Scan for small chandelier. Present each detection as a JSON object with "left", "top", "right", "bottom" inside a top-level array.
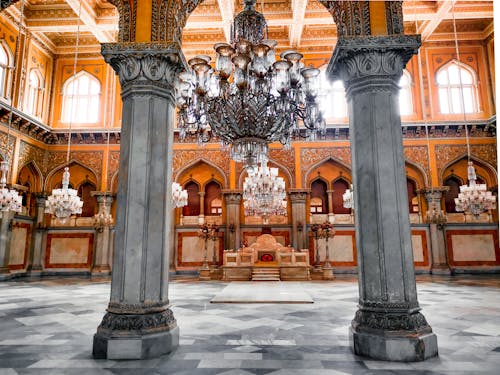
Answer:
[
  {"left": 0, "top": 160, "right": 22, "bottom": 213},
  {"left": 176, "top": 0, "right": 325, "bottom": 171},
  {"left": 343, "top": 184, "right": 353, "bottom": 209},
  {"left": 455, "top": 161, "right": 496, "bottom": 217},
  {"left": 45, "top": 167, "right": 83, "bottom": 220},
  {"left": 172, "top": 182, "right": 188, "bottom": 208},
  {"left": 243, "top": 160, "right": 287, "bottom": 224}
]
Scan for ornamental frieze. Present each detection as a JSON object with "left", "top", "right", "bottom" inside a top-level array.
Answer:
[
  {"left": 0, "top": 130, "right": 15, "bottom": 159},
  {"left": 18, "top": 141, "right": 45, "bottom": 175},
  {"left": 45, "top": 151, "right": 103, "bottom": 184},
  {"left": 173, "top": 149, "right": 230, "bottom": 181},
  {"left": 435, "top": 144, "right": 497, "bottom": 179},
  {"left": 106, "top": 151, "right": 120, "bottom": 190},
  {"left": 403, "top": 146, "right": 430, "bottom": 181},
  {"left": 300, "top": 147, "right": 352, "bottom": 183}
]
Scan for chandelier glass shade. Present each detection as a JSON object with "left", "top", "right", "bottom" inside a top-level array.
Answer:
[
  {"left": 172, "top": 182, "right": 188, "bottom": 208},
  {"left": 455, "top": 161, "right": 496, "bottom": 217},
  {"left": 45, "top": 167, "right": 83, "bottom": 220},
  {"left": 243, "top": 161, "right": 287, "bottom": 223},
  {"left": 176, "top": 0, "right": 326, "bottom": 171},
  {"left": 342, "top": 185, "right": 354, "bottom": 209},
  {"left": 0, "top": 161, "right": 22, "bottom": 213}
]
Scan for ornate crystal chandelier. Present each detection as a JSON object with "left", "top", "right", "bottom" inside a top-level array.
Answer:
[
  {"left": 450, "top": 5, "right": 496, "bottom": 218},
  {"left": 172, "top": 182, "right": 188, "bottom": 208},
  {"left": 176, "top": 0, "right": 325, "bottom": 171},
  {"left": 45, "top": 0, "right": 83, "bottom": 221},
  {"left": 45, "top": 167, "right": 83, "bottom": 220},
  {"left": 455, "top": 161, "right": 496, "bottom": 217},
  {"left": 342, "top": 184, "right": 354, "bottom": 209},
  {"left": 243, "top": 160, "right": 287, "bottom": 224},
  {"left": 0, "top": 161, "right": 22, "bottom": 213}
]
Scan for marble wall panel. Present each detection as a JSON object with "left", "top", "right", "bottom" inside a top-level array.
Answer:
[
  {"left": 177, "top": 232, "right": 221, "bottom": 267},
  {"left": 45, "top": 233, "right": 94, "bottom": 268},
  {"left": 446, "top": 230, "right": 500, "bottom": 266},
  {"left": 8, "top": 223, "right": 30, "bottom": 270}
]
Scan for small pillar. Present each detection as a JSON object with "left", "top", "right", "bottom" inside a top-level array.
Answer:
[
  {"left": 423, "top": 187, "right": 451, "bottom": 275},
  {"left": 198, "top": 191, "right": 205, "bottom": 224},
  {"left": 329, "top": 35, "right": 438, "bottom": 361},
  {"left": 26, "top": 193, "right": 47, "bottom": 276},
  {"left": 223, "top": 191, "right": 242, "bottom": 249},
  {"left": 0, "top": 210, "right": 14, "bottom": 280},
  {"left": 91, "top": 192, "right": 114, "bottom": 276},
  {"left": 289, "top": 189, "right": 309, "bottom": 249},
  {"left": 326, "top": 189, "right": 335, "bottom": 224}
]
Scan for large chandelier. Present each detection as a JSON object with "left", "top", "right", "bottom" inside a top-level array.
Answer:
[
  {"left": 172, "top": 182, "right": 188, "bottom": 208},
  {"left": 45, "top": 0, "right": 83, "bottom": 221},
  {"left": 0, "top": 161, "right": 22, "bottom": 213},
  {"left": 176, "top": 0, "right": 325, "bottom": 171},
  {"left": 243, "top": 160, "right": 287, "bottom": 224},
  {"left": 45, "top": 167, "right": 83, "bottom": 220},
  {"left": 455, "top": 161, "right": 496, "bottom": 217}
]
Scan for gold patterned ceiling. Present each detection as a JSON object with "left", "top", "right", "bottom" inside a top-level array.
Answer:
[{"left": 2, "top": 0, "right": 494, "bottom": 64}]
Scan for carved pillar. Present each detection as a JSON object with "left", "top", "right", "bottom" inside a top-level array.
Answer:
[
  {"left": 223, "top": 191, "right": 241, "bottom": 249},
  {"left": 423, "top": 187, "right": 451, "bottom": 275},
  {"left": 0, "top": 211, "right": 14, "bottom": 280},
  {"left": 289, "top": 189, "right": 309, "bottom": 249},
  {"left": 91, "top": 192, "right": 114, "bottom": 276},
  {"left": 328, "top": 35, "right": 437, "bottom": 361},
  {"left": 26, "top": 193, "right": 46, "bottom": 276},
  {"left": 93, "top": 43, "right": 184, "bottom": 360},
  {"left": 198, "top": 191, "right": 205, "bottom": 224}
]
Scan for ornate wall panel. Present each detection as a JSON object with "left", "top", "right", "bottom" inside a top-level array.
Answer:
[
  {"left": 18, "top": 141, "right": 45, "bottom": 175},
  {"left": 435, "top": 144, "right": 497, "bottom": 178},
  {"left": 300, "top": 147, "right": 351, "bottom": 185},
  {"left": 156, "top": 0, "right": 205, "bottom": 43},
  {"left": 403, "top": 145, "right": 430, "bottom": 180},
  {"left": 319, "top": 0, "right": 370, "bottom": 37},
  {"left": 107, "top": 150, "right": 120, "bottom": 190},
  {"left": 45, "top": 151, "right": 103, "bottom": 183},
  {"left": 107, "top": 0, "right": 136, "bottom": 42},
  {"left": 173, "top": 149, "right": 230, "bottom": 180}
]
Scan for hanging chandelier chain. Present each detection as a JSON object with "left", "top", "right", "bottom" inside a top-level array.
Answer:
[
  {"left": 66, "top": 0, "right": 82, "bottom": 165},
  {"left": 451, "top": 2, "right": 471, "bottom": 161}
]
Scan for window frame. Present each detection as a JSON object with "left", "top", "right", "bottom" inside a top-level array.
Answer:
[{"left": 61, "top": 70, "right": 101, "bottom": 124}]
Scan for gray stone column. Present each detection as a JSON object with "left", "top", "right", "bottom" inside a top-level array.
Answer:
[
  {"left": 223, "top": 191, "right": 241, "bottom": 249},
  {"left": 328, "top": 35, "right": 437, "bottom": 361},
  {"left": 423, "top": 187, "right": 450, "bottom": 275},
  {"left": 0, "top": 211, "right": 14, "bottom": 280},
  {"left": 289, "top": 189, "right": 309, "bottom": 249},
  {"left": 91, "top": 192, "right": 114, "bottom": 276},
  {"left": 26, "top": 193, "right": 47, "bottom": 276},
  {"left": 93, "top": 43, "right": 184, "bottom": 360}
]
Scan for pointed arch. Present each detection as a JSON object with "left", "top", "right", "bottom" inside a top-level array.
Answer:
[
  {"left": 0, "top": 39, "right": 14, "bottom": 99},
  {"left": 405, "top": 159, "right": 429, "bottom": 188},
  {"left": 441, "top": 154, "right": 497, "bottom": 187},
  {"left": 174, "top": 158, "right": 228, "bottom": 188},
  {"left": 237, "top": 158, "right": 292, "bottom": 190},
  {"left": 303, "top": 156, "right": 352, "bottom": 188},
  {"left": 61, "top": 70, "right": 101, "bottom": 123},
  {"left": 17, "top": 160, "right": 43, "bottom": 192},
  {"left": 44, "top": 160, "right": 99, "bottom": 191}
]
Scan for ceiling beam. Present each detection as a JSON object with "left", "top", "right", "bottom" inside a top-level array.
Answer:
[
  {"left": 216, "top": 0, "right": 234, "bottom": 42},
  {"left": 64, "top": 0, "right": 114, "bottom": 43},
  {"left": 418, "top": 0, "right": 457, "bottom": 41},
  {"left": 289, "top": 0, "right": 308, "bottom": 47}
]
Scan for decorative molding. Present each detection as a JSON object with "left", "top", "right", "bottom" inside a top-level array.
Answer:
[
  {"left": 173, "top": 149, "right": 231, "bottom": 181},
  {"left": 385, "top": 1, "right": 404, "bottom": 35},
  {"left": 352, "top": 309, "right": 431, "bottom": 332},
  {"left": 301, "top": 147, "right": 352, "bottom": 185},
  {"left": 319, "top": 1, "right": 370, "bottom": 38},
  {"left": 96, "top": 308, "right": 176, "bottom": 335},
  {"left": 435, "top": 144, "right": 497, "bottom": 179},
  {"left": 404, "top": 146, "right": 430, "bottom": 180},
  {"left": 157, "top": 0, "right": 205, "bottom": 44}
]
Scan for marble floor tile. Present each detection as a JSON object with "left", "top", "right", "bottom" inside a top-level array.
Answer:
[{"left": 0, "top": 275, "right": 499, "bottom": 374}]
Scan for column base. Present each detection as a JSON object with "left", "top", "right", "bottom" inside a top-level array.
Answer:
[
  {"left": 431, "top": 265, "right": 451, "bottom": 276},
  {"left": 199, "top": 268, "right": 211, "bottom": 281},
  {"left": 350, "top": 326, "right": 438, "bottom": 362},
  {"left": 93, "top": 325, "right": 179, "bottom": 360},
  {"left": 93, "top": 306, "right": 179, "bottom": 360},
  {"left": 25, "top": 267, "right": 43, "bottom": 277},
  {"left": 322, "top": 266, "right": 334, "bottom": 280}
]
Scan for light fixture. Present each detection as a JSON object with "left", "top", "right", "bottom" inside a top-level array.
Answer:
[
  {"left": 45, "top": 0, "right": 83, "bottom": 221},
  {"left": 176, "top": 0, "right": 326, "bottom": 171},
  {"left": 0, "top": 0, "right": 24, "bottom": 214},
  {"left": 0, "top": 161, "right": 22, "bottom": 213},
  {"left": 342, "top": 184, "right": 353, "bottom": 209},
  {"left": 172, "top": 182, "right": 188, "bottom": 208},
  {"left": 450, "top": 5, "right": 496, "bottom": 218},
  {"left": 243, "top": 160, "right": 287, "bottom": 224}
]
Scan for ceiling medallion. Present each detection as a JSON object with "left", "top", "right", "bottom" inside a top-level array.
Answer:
[{"left": 176, "top": 0, "right": 326, "bottom": 172}]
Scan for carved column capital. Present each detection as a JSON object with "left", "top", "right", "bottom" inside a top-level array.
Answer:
[
  {"left": 421, "top": 187, "right": 449, "bottom": 225},
  {"left": 91, "top": 191, "right": 115, "bottom": 205},
  {"left": 222, "top": 190, "right": 242, "bottom": 204},
  {"left": 288, "top": 189, "right": 310, "bottom": 203},
  {"left": 327, "top": 35, "right": 421, "bottom": 97},
  {"left": 420, "top": 186, "right": 449, "bottom": 203},
  {"left": 101, "top": 42, "right": 187, "bottom": 99},
  {"left": 33, "top": 193, "right": 47, "bottom": 208}
]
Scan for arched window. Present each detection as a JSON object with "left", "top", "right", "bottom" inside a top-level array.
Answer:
[
  {"left": 320, "top": 70, "right": 348, "bottom": 120},
  {"left": 399, "top": 70, "right": 413, "bottom": 116},
  {"left": 183, "top": 181, "right": 200, "bottom": 217},
  {"left": 310, "top": 179, "right": 328, "bottom": 214},
  {"left": 61, "top": 71, "right": 101, "bottom": 123},
  {"left": 443, "top": 176, "right": 461, "bottom": 213},
  {"left": 77, "top": 181, "right": 97, "bottom": 217},
  {"left": 26, "top": 69, "right": 44, "bottom": 117},
  {"left": 332, "top": 178, "right": 350, "bottom": 214},
  {"left": 0, "top": 42, "right": 13, "bottom": 99},
  {"left": 407, "top": 178, "right": 419, "bottom": 213},
  {"left": 436, "top": 61, "right": 478, "bottom": 114},
  {"left": 204, "top": 180, "right": 222, "bottom": 216}
]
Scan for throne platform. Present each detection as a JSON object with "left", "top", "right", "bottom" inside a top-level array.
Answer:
[{"left": 221, "top": 234, "right": 311, "bottom": 281}]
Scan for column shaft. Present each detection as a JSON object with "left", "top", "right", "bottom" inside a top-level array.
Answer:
[
  {"left": 91, "top": 192, "right": 114, "bottom": 275},
  {"left": 26, "top": 193, "right": 46, "bottom": 275},
  {"left": 223, "top": 191, "right": 241, "bottom": 250},
  {"left": 0, "top": 211, "right": 14, "bottom": 280},
  {"left": 93, "top": 43, "right": 184, "bottom": 360},
  {"left": 289, "top": 190, "right": 309, "bottom": 249},
  {"left": 328, "top": 35, "right": 437, "bottom": 361}
]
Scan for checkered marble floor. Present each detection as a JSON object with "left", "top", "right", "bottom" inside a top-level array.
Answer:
[{"left": 0, "top": 275, "right": 500, "bottom": 374}]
